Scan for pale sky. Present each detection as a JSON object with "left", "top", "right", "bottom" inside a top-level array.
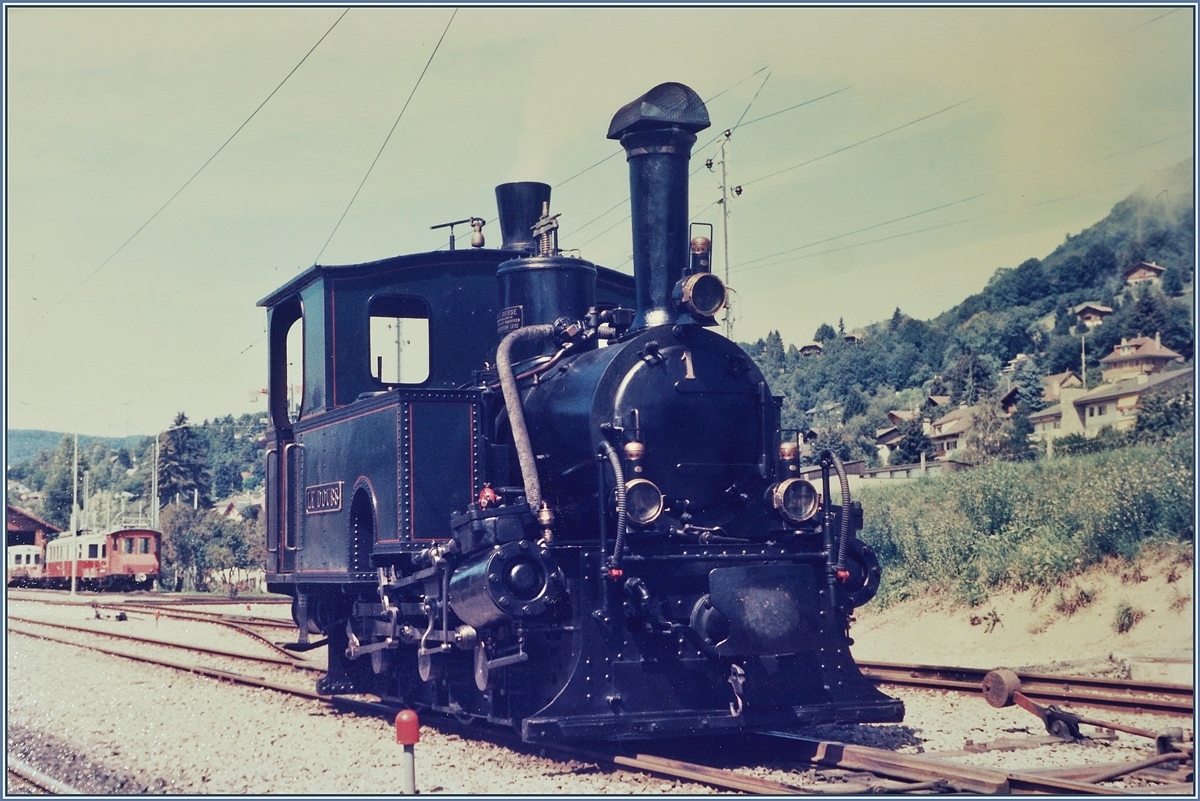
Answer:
[{"left": 5, "top": 5, "right": 1195, "bottom": 439}]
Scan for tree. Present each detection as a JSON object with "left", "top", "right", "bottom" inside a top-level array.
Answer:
[
  {"left": 803, "top": 427, "right": 859, "bottom": 466},
  {"left": 39, "top": 436, "right": 82, "bottom": 530},
  {"left": 891, "top": 415, "right": 933, "bottom": 465},
  {"left": 961, "top": 396, "right": 1012, "bottom": 463},
  {"left": 160, "top": 505, "right": 258, "bottom": 593},
  {"left": 842, "top": 389, "right": 868, "bottom": 422},
  {"left": 1135, "top": 384, "right": 1193, "bottom": 441},
  {"left": 1162, "top": 265, "right": 1185, "bottom": 296},
  {"left": 813, "top": 323, "right": 836, "bottom": 343},
  {"left": 1005, "top": 404, "right": 1037, "bottom": 461},
  {"left": 1081, "top": 244, "right": 1117, "bottom": 286},
  {"left": 150, "top": 413, "right": 212, "bottom": 510},
  {"left": 944, "top": 351, "right": 996, "bottom": 405},
  {"left": 889, "top": 307, "right": 903, "bottom": 332},
  {"left": 1009, "top": 357, "right": 1047, "bottom": 413}
]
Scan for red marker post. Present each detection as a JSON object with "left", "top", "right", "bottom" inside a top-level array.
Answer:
[{"left": 395, "top": 709, "right": 420, "bottom": 794}]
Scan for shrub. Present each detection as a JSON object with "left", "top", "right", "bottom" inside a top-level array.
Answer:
[
  {"left": 1054, "top": 585, "right": 1097, "bottom": 617},
  {"left": 861, "top": 439, "right": 1193, "bottom": 607},
  {"left": 1113, "top": 601, "right": 1146, "bottom": 634}
]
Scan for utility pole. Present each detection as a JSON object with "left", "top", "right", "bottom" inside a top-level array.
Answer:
[
  {"left": 70, "top": 432, "right": 78, "bottom": 597},
  {"left": 717, "top": 131, "right": 734, "bottom": 339},
  {"left": 1081, "top": 336, "right": 1087, "bottom": 386}
]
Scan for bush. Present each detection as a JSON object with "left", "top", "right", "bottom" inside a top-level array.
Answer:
[
  {"left": 1113, "top": 601, "right": 1146, "bottom": 634},
  {"left": 861, "top": 438, "right": 1194, "bottom": 607}
]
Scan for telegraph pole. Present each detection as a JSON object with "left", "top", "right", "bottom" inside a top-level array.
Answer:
[
  {"left": 70, "top": 432, "right": 78, "bottom": 597},
  {"left": 717, "top": 131, "right": 733, "bottom": 339}
]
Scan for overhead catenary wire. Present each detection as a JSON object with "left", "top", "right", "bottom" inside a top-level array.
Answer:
[
  {"left": 568, "top": 77, "right": 844, "bottom": 251},
  {"left": 313, "top": 7, "right": 457, "bottom": 265},
  {"left": 739, "top": 97, "right": 976, "bottom": 189},
  {"left": 737, "top": 192, "right": 990, "bottom": 268},
  {"left": 564, "top": 83, "right": 848, "bottom": 245},
  {"left": 37, "top": 7, "right": 351, "bottom": 322},
  {"left": 736, "top": 179, "right": 1138, "bottom": 275},
  {"left": 555, "top": 67, "right": 771, "bottom": 191}
]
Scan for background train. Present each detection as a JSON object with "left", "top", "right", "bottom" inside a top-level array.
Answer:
[
  {"left": 262, "top": 82, "right": 903, "bottom": 740},
  {"left": 7, "top": 544, "right": 43, "bottom": 587},
  {"left": 8, "top": 528, "right": 161, "bottom": 592}
]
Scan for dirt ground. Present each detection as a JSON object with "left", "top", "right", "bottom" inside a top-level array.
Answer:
[{"left": 850, "top": 549, "right": 1195, "bottom": 684}]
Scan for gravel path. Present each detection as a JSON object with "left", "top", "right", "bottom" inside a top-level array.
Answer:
[{"left": 6, "top": 599, "right": 1193, "bottom": 794}]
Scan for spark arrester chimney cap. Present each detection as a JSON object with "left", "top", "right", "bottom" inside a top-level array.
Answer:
[{"left": 607, "top": 82, "right": 711, "bottom": 140}]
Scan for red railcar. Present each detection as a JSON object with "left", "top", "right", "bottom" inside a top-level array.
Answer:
[{"left": 42, "top": 528, "right": 161, "bottom": 591}]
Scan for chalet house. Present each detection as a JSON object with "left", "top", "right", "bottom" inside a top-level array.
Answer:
[
  {"left": 799, "top": 341, "right": 824, "bottom": 357},
  {"left": 1043, "top": 371, "right": 1083, "bottom": 401},
  {"left": 1123, "top": 260, "right": 1166, "bottom": 287},
  {"left": 875, "top": 411, "right": 919, "bottom": 465},
  {"left": 1029, "top": 334, "right": 1190, "bottom": 442},
  {"left": 925, "top": 395, "right": 951, "bottom": 411},
  {"left": 806, "top": 400, "right": 844, "bottom": 430},
  {"left": 874, "top": 399, "right": 951, "bottom": 465},
  {"left": 214, "top": 491, "right": 265, "bottom": 522},
  {"left": 6, "top": 503, "right": 61, "bottom": 548},
  {"left": 1002, "top": 353, "right": 1032, "bottom": 374},
  {"left": 1000, "top": 370, "right": 1084, "bottom": 413},
  {"left": 928, "top": 405, "right": 974, "bottom": 459},
  {"left": 1073, "top": 302, "right": 1113, "bottom": 329},
  {"left": 1099, "top": 334, "right": 1184, "bottom": 382},
  {"left": 1078, "top": 368, "right": 1192, "bottom": 434},
  {"left": 875, "top": 426, "right": 904, "bottom": 465}
]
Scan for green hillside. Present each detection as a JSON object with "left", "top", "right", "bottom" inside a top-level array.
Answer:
[
  {"left": 6, "top": 430, "right": 147, "bottom": 468},
  {"left": 743, "top": 159, "right": 1194, "bottom": 463}
]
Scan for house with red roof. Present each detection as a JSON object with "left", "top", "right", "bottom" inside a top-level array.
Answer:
[
  {"left": 1122, "top": 260, "right": 1166, "bottom": 287},
  {"left": 6, "top": 503, "right": 61, "bottom": 548}
]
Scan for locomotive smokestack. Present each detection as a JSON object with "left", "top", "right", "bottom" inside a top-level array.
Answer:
[
  {"left": 495, "top": 182, "right": 552, "bottom": 252},
  {"left": 608, "top": 83, "right": 711, "bottom": 330}
]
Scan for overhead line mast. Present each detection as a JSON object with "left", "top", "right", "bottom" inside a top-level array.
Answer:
[{"left": 711, "top": 128, "right": 741, "bottom": 339}]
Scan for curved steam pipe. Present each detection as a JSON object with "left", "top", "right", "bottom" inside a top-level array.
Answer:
[
  {"left": 497, "top": 324, "right": 556, "bottom": 511},
  {"left": 599, "top": 440, "right": 627, "bottom": 570},
  {"left": 821, "top": 450, "right": 853, "bottom": 572}
]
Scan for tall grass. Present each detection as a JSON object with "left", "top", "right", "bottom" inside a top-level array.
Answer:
[{"left": 860, "top": 436, "right": 1194, "bottom": 607}]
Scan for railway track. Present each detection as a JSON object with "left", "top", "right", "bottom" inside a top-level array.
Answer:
[
  {"left": 8, "top": 621, "right": 1192, "bottom": 795},
  {"left": 859, "top": 660, "right": 1194, "bottom": 717},
  {"left": 7, "top": 616, "right": 322, "bottom": 670},
  {"left": 11, "top": 595, "right": 1192, "bottom": 720},
  {"left": 7, "top": 759, "right": 82, "bottom": 795}
]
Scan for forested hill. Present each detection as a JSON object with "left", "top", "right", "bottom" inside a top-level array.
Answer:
[
  {"left": 6, "top": 430, "right": 147, "bottom": 466},
  {"left": 7, "top": 412, "right": 268, "bottom": 530},
  {"left": 743, "top": 158, "right": 1195, "bottom": 456}
]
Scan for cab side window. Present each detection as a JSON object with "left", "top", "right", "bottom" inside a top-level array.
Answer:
[{"left": 369, "top": 295, "right": 430, "bottom": 386}]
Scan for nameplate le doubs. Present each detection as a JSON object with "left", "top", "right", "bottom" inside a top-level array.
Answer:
[{"left": 305, "top": 482, "right": 343, "bottom": 514}]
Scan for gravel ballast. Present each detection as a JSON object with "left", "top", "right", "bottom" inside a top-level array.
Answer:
[{"left": 6, "top": 598, "right": 1193, "bottom": 794}]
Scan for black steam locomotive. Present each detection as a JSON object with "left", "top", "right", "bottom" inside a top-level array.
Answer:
[{"left": 261, "top": 82, "right": 903, "bottom": 740}]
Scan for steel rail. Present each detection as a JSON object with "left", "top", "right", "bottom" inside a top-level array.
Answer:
[
  {"left": 7, "top": 616, "right": 321, "bottom": 670},
  {"left": 10, "top": 621, "right": 1188, "bottom": 795},
  {"left": 859, "top": 660, "right": 1193, "bottom": 716},
  {"left": 115, "top": 602, "right": 297, "bottom": 630},
  {"left": 7, "top": 759, "right": 83, "bottom": 795},
  {"left": 15, "top": 599, "right": 307, "bottom": 659},
  {"left": 761, "top": 732, "right": 1136, "bottom": 795},
  {"left": 8, "top": 627, "right": 327, "bottom": 699}
]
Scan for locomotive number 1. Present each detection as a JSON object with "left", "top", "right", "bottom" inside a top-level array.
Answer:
[{"left": 681, "top": 349, "right": 696, "bottom": 380}]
